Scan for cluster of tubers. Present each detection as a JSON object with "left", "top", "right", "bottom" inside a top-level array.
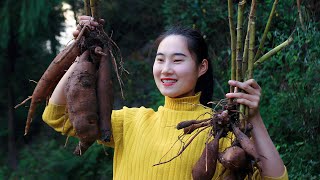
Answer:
[
  {"left": 17, "top": 20, "right": 123, "bottom": 155},
  {"left": 176, "top": 102, "right": 262, "bottom": 179},
  {"left": 152, "top": 102, "right": 262, "bottom": 179}
]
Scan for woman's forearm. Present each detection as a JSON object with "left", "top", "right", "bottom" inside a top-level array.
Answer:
[
  {"left": 49, "top": 57, "right": 79, "bottom": 105},
  {"left": 250, "top": 113, "right": 285, "bottom": 177}
]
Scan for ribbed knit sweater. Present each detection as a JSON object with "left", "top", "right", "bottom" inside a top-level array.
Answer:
[{"left": 42, "top": 93, "right": 288, "bottom": 180}]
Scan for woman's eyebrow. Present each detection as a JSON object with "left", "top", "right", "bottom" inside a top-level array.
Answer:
[
  {"left": 156, "top": 52, "right": 187, "bottom": 57},
  {"left": 173, "top": 53, "right": 187, "bottom": 57}
]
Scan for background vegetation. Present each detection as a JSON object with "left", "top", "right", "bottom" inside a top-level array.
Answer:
[{"left": 0, "top": 0, "right": 319, "bottom": 179}]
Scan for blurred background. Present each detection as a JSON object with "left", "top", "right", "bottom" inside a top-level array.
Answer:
[{"left": 0, "top": 0, "right": 319, "bottom": 179}]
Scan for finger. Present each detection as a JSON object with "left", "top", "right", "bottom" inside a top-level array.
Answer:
[
  {"left": 235, "top": 98, "right": 259, "bottom": 109},
  {"left": 78, "top": 15, "right": 92, "bottom": 21},
  {"left": 226, "top": 92, "right": 260, "bottom": 103},
  {"left": 226, "top": 92, "right": 260, "bottom": 109},
  {"left": 80, "top": 20, "right": 99, "bottom": 26},
  {"left": 89, "top": 20, "right": 99, "bottom": 27},
  {"left": 78, "top": 21, "right": 99, "bottom": 31},
  {"left": 76, "top": 24, "right": 81, "bottom": 30},
  {"left": 72, "top": 30, "right": 80, "bottom": 38},
  {"left": 246, "top": 79, "right": 261, "bottom": 90},
  {"left": 83, "top": 20, "right": 99, "bottom": 27},
  {"left": 228, "top": 80, "right": 260, "bottom": 95},
  {"left": 228, "top": 80, "right": 255, "bottom": 94}
]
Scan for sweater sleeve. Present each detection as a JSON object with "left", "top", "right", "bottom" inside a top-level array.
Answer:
[
  {"left": 241, "top": 166, "right": 288, "bottom": 180},
  {"left": 253, "top": 166, "right": 288, "bottom": 180},
  {"left": 42, "top": 103, "right": 76, "bottom": 136},
  {"left": 42, "top": 102, "right": 126, "bottom": 148}
]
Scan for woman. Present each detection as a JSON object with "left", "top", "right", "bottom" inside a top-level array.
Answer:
[{"left": 42, "top": 16, "right": 288, "bottom": 179}]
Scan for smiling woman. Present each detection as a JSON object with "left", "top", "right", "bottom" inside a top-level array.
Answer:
[{"left": 42, "top": 17, "right": 288, "bottom": 179}]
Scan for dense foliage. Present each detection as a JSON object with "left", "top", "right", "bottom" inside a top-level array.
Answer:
[
  {"left": 256, "top": 24, "right": 320, "bottom": 179},
  {"left": 0, "top": 0, "right": 319, "bottom": 179}
]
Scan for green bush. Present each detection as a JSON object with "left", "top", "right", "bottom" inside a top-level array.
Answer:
[
  {"left": 256, "top": 23, "right": 320, "bottom": 179},
  {"left": 4, "top": 139, "right": 113, "bottom": 180}
]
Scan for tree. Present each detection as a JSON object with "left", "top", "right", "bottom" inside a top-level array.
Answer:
[{"left": 0, "top": 0, "right": 64, "bottom": 170}]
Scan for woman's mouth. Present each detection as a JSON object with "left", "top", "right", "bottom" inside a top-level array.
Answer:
[{"left": 161, "top": 78, "right": 177, "bottom": 86}]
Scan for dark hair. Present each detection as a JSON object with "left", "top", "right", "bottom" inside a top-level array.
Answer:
[{"left": 154, "top": 26, "right": 213, "bottom": 105}]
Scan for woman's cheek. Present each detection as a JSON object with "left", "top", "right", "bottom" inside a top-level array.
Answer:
[{"left": 153, "top": 64, "right": 161, "bottom": 88}]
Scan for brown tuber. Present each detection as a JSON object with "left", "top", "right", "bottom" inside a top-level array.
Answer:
[
  {"left": 183, "top": 121, "right": 211, "bottom": 134},
  {"left": 232, "top": 124, "right": 259, "bottom": 161},
  {"left": 97, "top": 47, "right": 113, "bottom": 142},
  {"left": 65, "top": 50, "right": 100, "bottom": 155},
  {"left": 192, "top": 130, "right": 223, "bottom": 180},
  {"left": 16, "top": 26, "right": 88, "bottom": 136},
  {"left": 23, "top": 42, "right": 81, "bottom": 135},
  {"left": 218, "top": 145, "right": 247, "bottom": 171}
]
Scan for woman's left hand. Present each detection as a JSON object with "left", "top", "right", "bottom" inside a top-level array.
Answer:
[
  {"left": 225, "top": 79, "right": 262, "bottom": 118},
  {"left": 226, "top": 79, "right": 286, "bottom": 177}
]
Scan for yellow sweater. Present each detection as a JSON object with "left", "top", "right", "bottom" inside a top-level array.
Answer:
[{"left": 42, "top": 93, "right": 288, "bottom": 180}]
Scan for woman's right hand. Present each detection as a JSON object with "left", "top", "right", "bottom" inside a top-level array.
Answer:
[{"left": 73, "top": 15, "right": 105, "bottom": 38}]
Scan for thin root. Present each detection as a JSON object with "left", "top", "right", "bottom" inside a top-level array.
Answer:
[
  {"left": 102, "top": 145, "right": 109, "bottom": 156},
  {"left": 29, "top": 79, "right": 38, "bottom": 84},
  {"left": 64, "top": 136, "right": 70, "bottom": 148},
  {"left": 109, "top": 49, "right": 126, "bottom": 99},
  {"left": 14, "top": 96, "right": 32, "bottom": 109},
  {"left": 153, "top": 126, "right": 210, "bottom": 166}
]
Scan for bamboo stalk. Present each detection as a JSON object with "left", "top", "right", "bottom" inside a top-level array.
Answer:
[
  {"left": 236, "top": 0, "right": 246, "bottom": 128},
  {"left": 240, "top": 0, "right": 256, "bottom": 126},
  {"left": 242, "top": 30, "right": 249, "bottom": 80},
  {"left": 90, "top": 0, "right": 99, "bottom": 20},
  {"left": 254, "top": 0, "right": 279, "bottom": 61},
  {"left": 243, "top": 0, "right": 257, "bottom": 80},
  {"left": 254, "top": 36, "right": 294, "bottom": 67},
  {"left": 228, "top": 0, "right": 237, "bottom": 93},
  {"left": 239, "top": 103, "right": 246, "bottom": 123},
  {"left": 248, "top": 21, "right": 256, "bottom": 79},
  {"left": 236, "top": 0, "right": 246, "bottom": 83},
  {"left": 242, "top": 11, "right": 257, "bottom": 123},
  {"left": 297, "top": 0, "right": 306, "bottom": 31},
  {"left": 84, "top": 0, "right": 91, "bottom": 16}
]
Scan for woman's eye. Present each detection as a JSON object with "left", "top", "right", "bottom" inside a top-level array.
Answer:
[
  {"left": 156, "top": 58, "right": 164, "bottom": 62},
  {"left": 174, "top": 59, "right": 182, "bottom": 63}
]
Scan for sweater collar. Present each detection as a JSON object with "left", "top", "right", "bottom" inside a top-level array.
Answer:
[{"left": 163, "top": 92, "right": 206, "bottom": 111}]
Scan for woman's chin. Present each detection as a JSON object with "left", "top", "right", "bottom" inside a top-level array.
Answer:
[
  {"left": 159, "top": 90, "right": 178, "bottom": 98},
  {"left": 159, "top": 88, "right": 195, "bottom": 98}
]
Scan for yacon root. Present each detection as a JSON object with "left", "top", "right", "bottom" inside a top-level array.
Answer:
[
  {"left": 192, "top": 130, "right": 223, "bottom": 180},
  {"left": 65, "top": 50, "right": 100, "bottom": 155},
  {"left": 97, "top": 47, "right": 113, "bottom": 142},
  {"left": 16, "top": 26, "right": 87, "bottom": 135},
  {"left": 218, "top": 145, "right": 247, "bottom": 171},
  {"left": 155, "top": 101, "right": 262, "bottom": 178}
]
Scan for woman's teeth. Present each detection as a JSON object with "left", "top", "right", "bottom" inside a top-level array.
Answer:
[{"left": 162, "top": 79, "right": 177, "bottom": 83}]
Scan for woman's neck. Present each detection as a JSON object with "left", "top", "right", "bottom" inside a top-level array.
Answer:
[{"left": 163, "top": 92, "right": 208, "bottom": 111}]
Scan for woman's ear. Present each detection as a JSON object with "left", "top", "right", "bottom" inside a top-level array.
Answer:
[{"left": 198, "top": 59, "right": 208, "bottom": 77}]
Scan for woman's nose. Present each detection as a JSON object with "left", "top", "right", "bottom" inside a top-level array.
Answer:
[{"left": 161, "top": 61, "right": 173, "bottom": 74}]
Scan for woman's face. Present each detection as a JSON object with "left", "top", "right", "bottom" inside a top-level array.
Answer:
[{"left": 153, "top": 35, "right": 207, "bottom": 98}]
